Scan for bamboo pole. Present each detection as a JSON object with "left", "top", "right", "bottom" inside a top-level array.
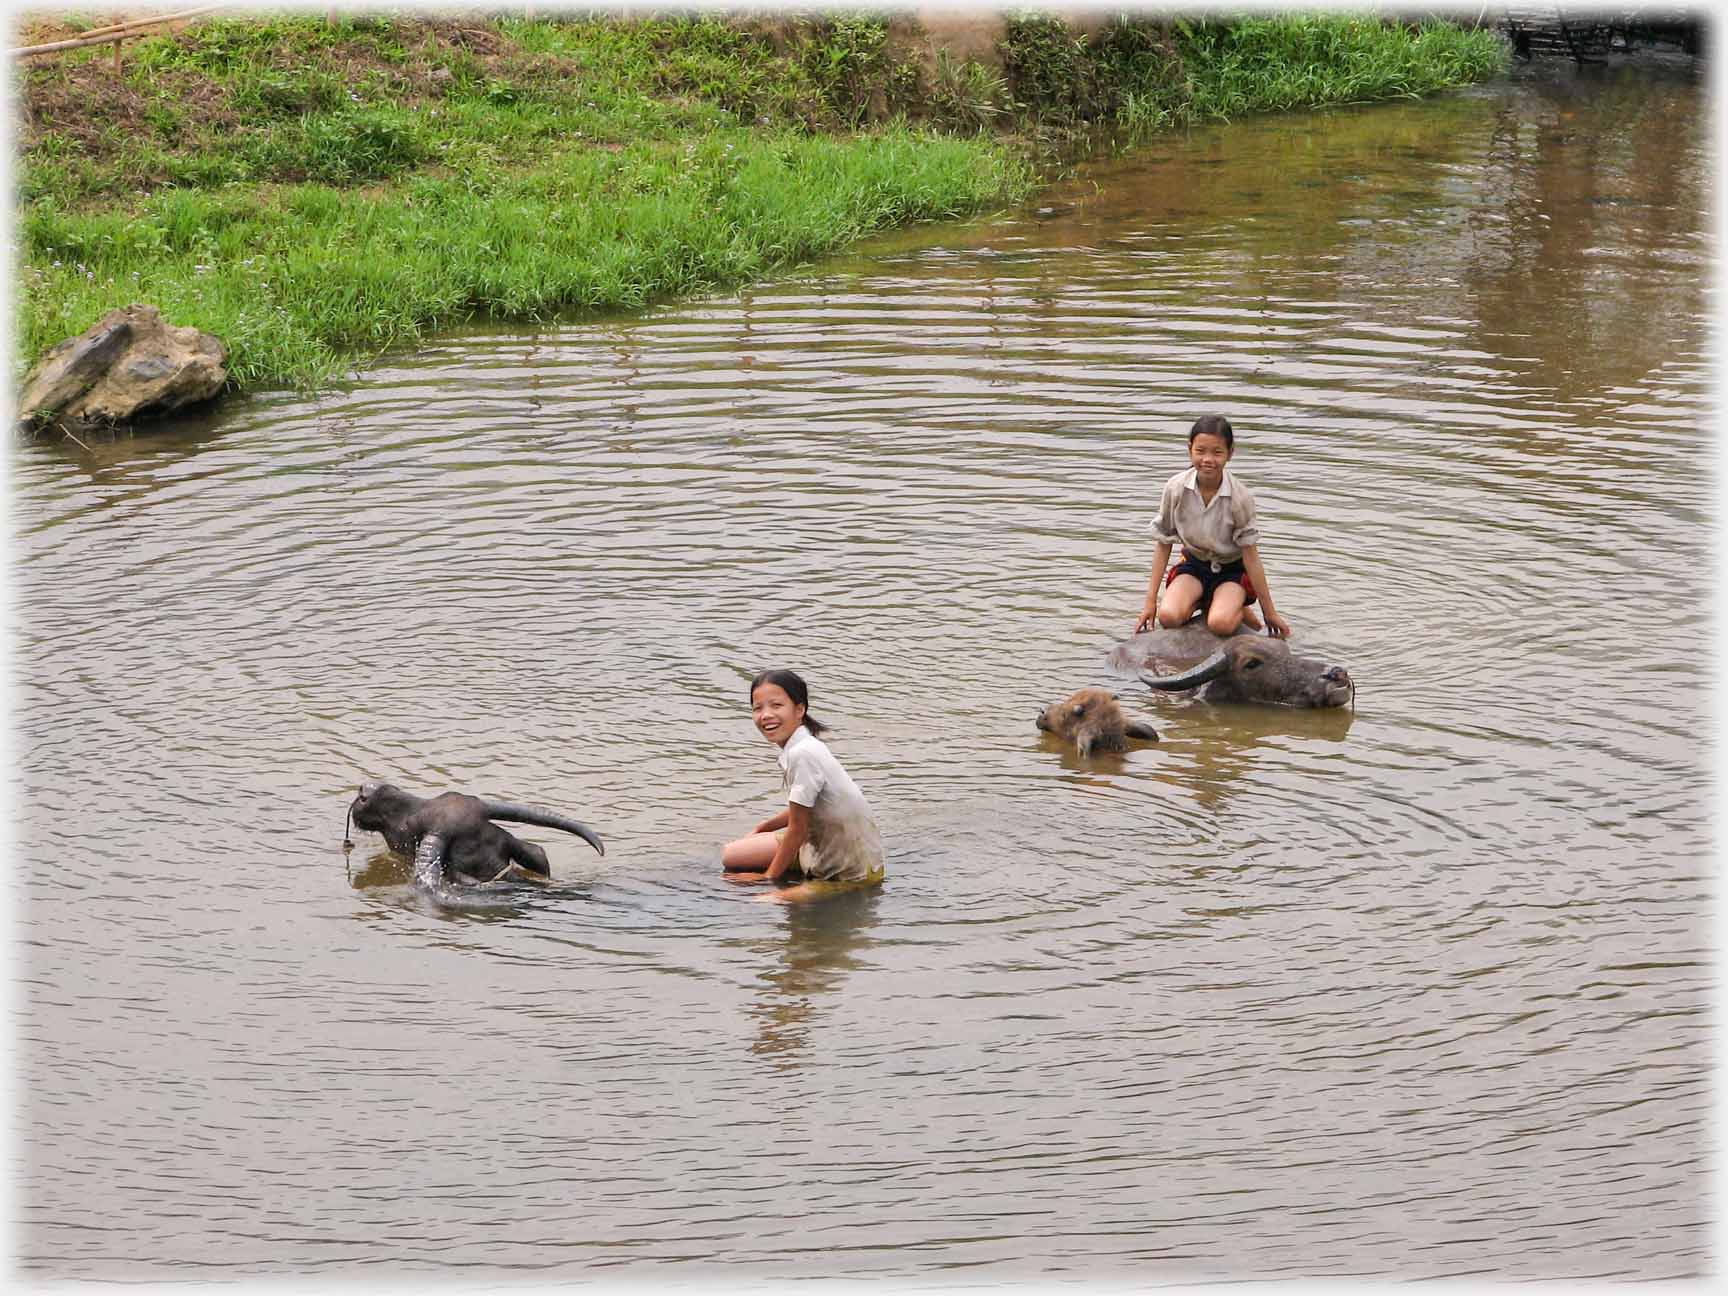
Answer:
[
  {"left": 10, "top": 6, "right": 227, "bottom": 58},
  {"left": 12, "top": 28, "right": 139, "bottom": 57},
  {"left": 58, "top": 9, "right": 217, "bottom": 42}
]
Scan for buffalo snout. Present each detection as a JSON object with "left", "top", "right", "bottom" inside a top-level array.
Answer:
[{"left": 1321, "top": 666, "right": 1353, "bottom": 708}]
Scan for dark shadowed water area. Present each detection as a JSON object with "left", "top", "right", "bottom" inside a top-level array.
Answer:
[{"left": 10, "top": 54, "right": 1715, "bottom": 1284}]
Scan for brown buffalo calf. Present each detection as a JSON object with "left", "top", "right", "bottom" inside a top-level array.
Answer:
[{"left": 1035, "top": 688, "right": 1159, "bottom": 756}]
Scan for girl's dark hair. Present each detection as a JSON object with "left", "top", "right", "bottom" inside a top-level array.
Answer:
[
  {"left": 1189, "top": 414, "right": 1235, "bottom": 449},
  {"left": 749, "top": 668, "right": 828, "bottom": 736}
]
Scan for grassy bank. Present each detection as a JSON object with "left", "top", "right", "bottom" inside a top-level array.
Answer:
[
  {"left": 1007, "top": 12, "right": 1508, "bottom": 130},
  {"left": 19, "top": 128, "right": 1018, "bottom": 389},
  {"left": 16, "top": 11, "right": 1033, "bottom": 391},
  {"left": 13, "top": 10, "right": 1506, "bottom": 401}
]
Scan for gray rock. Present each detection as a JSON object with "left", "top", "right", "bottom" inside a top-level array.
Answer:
[{"left": 17, "top": 303, "right": 228, "bottom": 434}]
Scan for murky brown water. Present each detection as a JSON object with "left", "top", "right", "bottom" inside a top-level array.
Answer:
[{"left": 11, "top": 57, "right": 1713, "bottom": 1282}]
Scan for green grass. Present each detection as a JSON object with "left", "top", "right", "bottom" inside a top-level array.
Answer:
[
  {"left": 17, "top": 128, "right": 1027, "bottom": 390},
  {"left": 15, "top": 12, "right": 1026, "bottom": 392},
  {"left": 996, "top": 11, "right": 1505, "bottom": 130},
  {"left": 1119, "top": 14, "right": 1509, "bottom": 126},
  {"left": 16, "top": 12, "right": 927, "bottom": 209},
  {"left": 13, "top": 10, "right": 1505, "bottom": 400}
]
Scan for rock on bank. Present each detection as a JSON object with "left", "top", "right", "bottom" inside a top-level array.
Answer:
[{"left": 17, "top": 303, "right": 228, "bottom": 435}]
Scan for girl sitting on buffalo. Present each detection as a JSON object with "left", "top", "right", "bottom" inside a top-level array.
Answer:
[{"left": 1134, "top": 414, "right": 1291, "bottom": 640}]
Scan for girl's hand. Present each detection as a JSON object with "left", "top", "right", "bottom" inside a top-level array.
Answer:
[
  {"left": 1134, "top": 605, "right": 1157, "bottom": 634},
  {"left": 1264, "top": 611, "right": 1292, "bottom": 638},
  {"left": 751, "top": 818, "right": 779, "bottom": 835},
  {"left": 766, "top": 803, "right": 811, "bottom": 882}
]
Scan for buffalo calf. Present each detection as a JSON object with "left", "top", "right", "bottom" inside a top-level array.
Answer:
[{"left": 1035, "top": 688, "right": 1159, "bottom": 756}]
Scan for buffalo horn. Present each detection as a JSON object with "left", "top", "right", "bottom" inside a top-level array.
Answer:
[
  {"left": 1139, "top": 650, "right": 1230, "bottom": 693},
  {"left": 481, "top": 801, "right": 606, "bottom": 856}
]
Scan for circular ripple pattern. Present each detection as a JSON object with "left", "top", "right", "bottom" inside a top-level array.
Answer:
[{"left": 10, "top": 64, "right": 1710, "bottom": 1282}]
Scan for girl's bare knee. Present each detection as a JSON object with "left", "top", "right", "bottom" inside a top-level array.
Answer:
[
  {"left": 723, "top": 832, "right": 779, "bottom": 872},
  {"left": 1207, "top": 606, "right": 1241, "bottom": 635},
  {"left": 1157, "top": 604, "right": 1189, "bottom": 628}
]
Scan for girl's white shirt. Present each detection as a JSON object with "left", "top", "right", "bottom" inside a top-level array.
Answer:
[{"left": 777, "top": 724, "right": 885, "bottom": 882}]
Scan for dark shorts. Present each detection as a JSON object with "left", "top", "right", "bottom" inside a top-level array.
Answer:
[{"left": 1167, "top": 553, "right": 1257, "bottom": 609}]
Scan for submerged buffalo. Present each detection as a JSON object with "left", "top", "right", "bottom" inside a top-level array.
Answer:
[
  {"left": 1036, "top": 687, "right": 1160, "bottom": 755},
  {"left": 346, "top": 782, "right": 604, "bottom": 898},
  {"left": 1110, "top": 623, "right": 1354, "bottom": 709}
]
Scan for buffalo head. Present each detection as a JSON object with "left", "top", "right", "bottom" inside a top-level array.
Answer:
[
  {"left": 348, "top": 781, "right": 422, "bottom": 853},
  {"left": 1036, "top": 687, "right": 1159, "bottom": 755},
  {"left": 1137, "top": 634, "right": 1353, "bottom": 708}
]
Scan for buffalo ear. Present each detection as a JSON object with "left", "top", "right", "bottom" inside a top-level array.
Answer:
[{"left": 1070, "top": 702, "right": 1088, "bottom": 717}]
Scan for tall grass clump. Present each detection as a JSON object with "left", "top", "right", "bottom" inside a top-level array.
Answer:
[
  {"left": 1002, "top": 12, "right": 1114, "bottom": 127},
  {"left": 1115, "top": 13, "right": 1507, "bottom": 127}
]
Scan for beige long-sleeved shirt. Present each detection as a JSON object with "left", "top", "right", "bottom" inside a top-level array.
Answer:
[{"left": 1149, "top": 467, "right": 1262, "bottom": 564}]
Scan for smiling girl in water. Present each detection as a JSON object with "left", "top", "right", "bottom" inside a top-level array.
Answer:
[
  {"left": 721, "top": 669, "right": 884, "bottom": 901},
  {"left": 1136, "top": 414, "right": 1291, "bottom": 639}
]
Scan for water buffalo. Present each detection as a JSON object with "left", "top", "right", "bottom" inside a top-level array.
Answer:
[
  {"left": 1035, "top": 687, "right": 1160, "bottom": 755},
  {"left": 346, "top": 782, "right": 604, "bottom": 899},
  {"left": 1110, "top": 623, "right": 1354, "bottom": 709}
]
